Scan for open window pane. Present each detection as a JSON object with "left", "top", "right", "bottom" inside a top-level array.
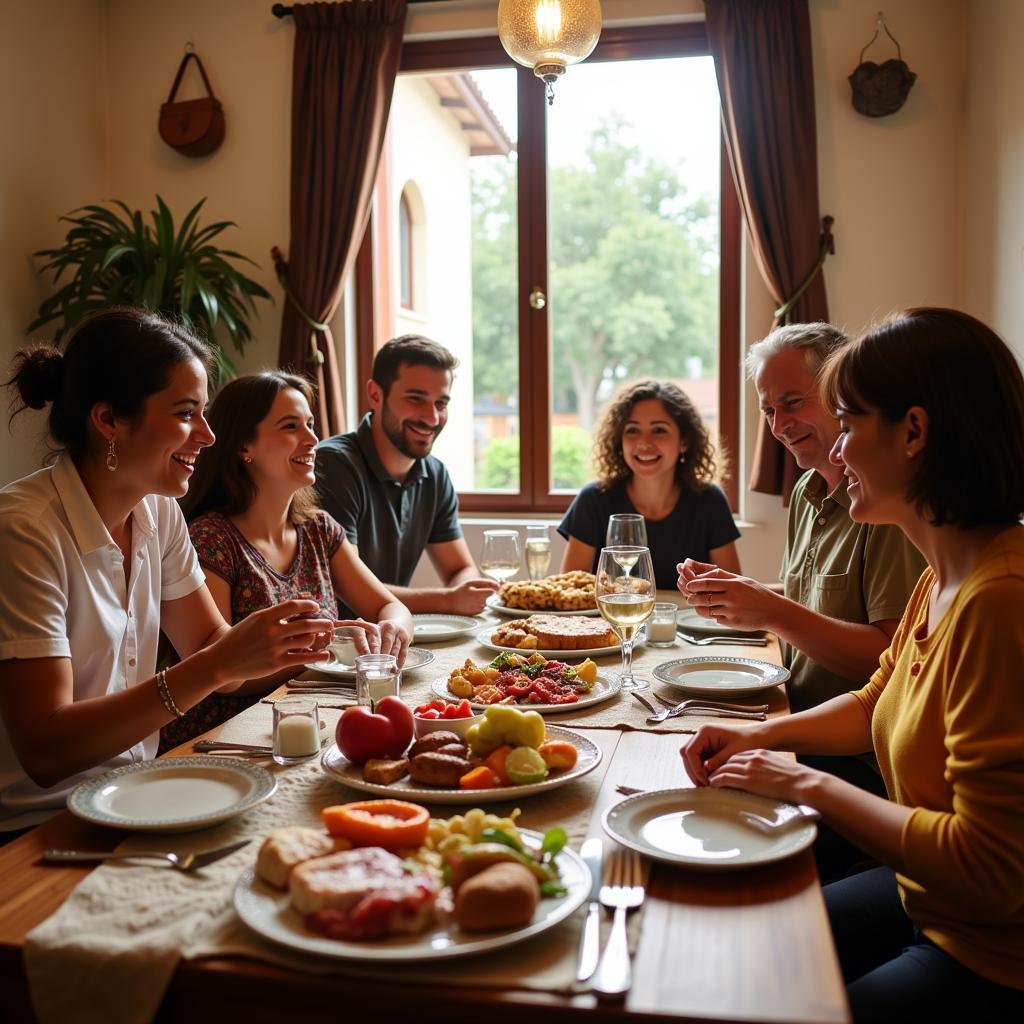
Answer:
[
  {"left": 547, "top": 56, "right": 722, "bottom": 491},
  {"left": 382, "top": 69, "right": 519, "bottom": 493}
]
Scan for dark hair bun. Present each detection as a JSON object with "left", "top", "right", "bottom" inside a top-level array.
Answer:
[{"left": 11, "top": 346, "right": 64, "bottom": 409}]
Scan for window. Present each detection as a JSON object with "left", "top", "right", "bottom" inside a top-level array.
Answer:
[{"left": 355, "top": 24, "right": 740, "bottom": 512}]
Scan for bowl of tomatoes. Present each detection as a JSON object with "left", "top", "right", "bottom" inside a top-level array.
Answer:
[{"left": 413, "top": 699, "right": 482, "bottom": 739}]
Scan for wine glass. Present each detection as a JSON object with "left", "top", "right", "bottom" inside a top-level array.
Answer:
[
  {"left": 606, "top": 514, "right": 647, "bottom": 574},
  {"left": 596, "top": 546, "right": 656, "bottom": 691},
  {"left": 524, "top": 524, "right": 552, "bottom": 580},
  {"left": 480, "top": 529, "right": 521, "bottom": 584}
]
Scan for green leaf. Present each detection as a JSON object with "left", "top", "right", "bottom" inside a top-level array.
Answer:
[{"left": 540, "top": 827, "right": 567, "bottom": 858}]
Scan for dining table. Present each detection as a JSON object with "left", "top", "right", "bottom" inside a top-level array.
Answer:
[{"left": 0, "top": 595, "right": 850, "bottom": 1024}]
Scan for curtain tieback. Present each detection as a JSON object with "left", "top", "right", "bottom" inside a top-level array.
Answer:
[
  {"left": 774, "top": 216, "right": 835, "bottom": 324},
  {"left": 271, "top": 245, "right": 327, "bottom": 366}
]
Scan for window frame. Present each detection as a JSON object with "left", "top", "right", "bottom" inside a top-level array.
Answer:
[{"left": 354, "top": 23, "right": 741, "bottom": 512}]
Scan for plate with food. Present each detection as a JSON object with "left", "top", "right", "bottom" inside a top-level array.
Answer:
[
  {"left": 305, "top": 646, "right": 435, "bottom": 681},
  {"left": 485, "top": 571, "right": 600, "bottom": 617},
  {"left": 67, "top": 757, "right": 277, "bottom": 832},
  {"left": 603, "top": 788, "right": 817, "bottom": 870},
  {"left": 234, "top": 803, "right": 590, "bottom": 961},
  {"left": 322, "top": 722, "right": 601, "bottom": 804},
  {"left": 411, "top": 614, "right": 481, "bottom": 643},
  {"left": 485, "top": 595, "right": 600, "bottom": 618},
  {"left": 652, "top": 657, "right": 789, "bottom": 698},
  {"left": 480, "top": 616, "right": 626, "bottom": 656},
  {"left": 432, "top": 653, "right": 621, "bottom": 713}
]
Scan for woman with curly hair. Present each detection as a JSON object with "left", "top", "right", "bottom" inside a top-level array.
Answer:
[{"left": 558, "top": 380, "right": 740, "bottom": 589}]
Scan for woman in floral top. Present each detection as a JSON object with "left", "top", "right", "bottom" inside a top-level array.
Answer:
[{"left": 160, "top": 372, "right": 412, "bottom": 749}]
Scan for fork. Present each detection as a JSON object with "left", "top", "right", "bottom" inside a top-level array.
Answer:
[
  {"left": 590, "top": 846, "right": 646, "bottom": 998},
  {"left": 41, "top": 838, "right": 251, "bottom": 872},
  {"left": 676, "top": 630, "right": 768, "bottom": 646},
  {"left": 652, "top": 692, "right": 769, "bottom": 715},
  {"left": 631, "top": 691, "right": 766, "bottom": 724}
]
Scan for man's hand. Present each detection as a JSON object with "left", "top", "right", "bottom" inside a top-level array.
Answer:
[
  {"left": 677, "top": 559, "right": 780, "bottom": 631},
  {"left": 446, "top": 578, "right": 500, "bottom": 614}
]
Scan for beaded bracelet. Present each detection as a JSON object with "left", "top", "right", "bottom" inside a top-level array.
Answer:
[{"left": 156, "top": 668, "right": 185, "bottom": 718}]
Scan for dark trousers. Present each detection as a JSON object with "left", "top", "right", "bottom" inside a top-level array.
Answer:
[
  {"left": 799, "top": 754, "right": 887, "bottom": 883},
  {"left": 825, "top": 867, "right": 1024, "bottom": 1023}
]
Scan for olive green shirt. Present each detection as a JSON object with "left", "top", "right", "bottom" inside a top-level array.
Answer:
[{"left": 780, "top": 470, "right": 927, "bottom": 711}]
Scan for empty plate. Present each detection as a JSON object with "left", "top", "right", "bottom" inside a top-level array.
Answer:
[
  {"left": 603, "top": 788, "right": 817, "bottom": 870},
  {"left": 411, "top": 614, "right": 481, "bottom": 642},
  {"left": 67, "top": 757, "right": 277, "bottom": 832},
  {"left": 652, "top": 656, "right": 789, "bottom": 697}
]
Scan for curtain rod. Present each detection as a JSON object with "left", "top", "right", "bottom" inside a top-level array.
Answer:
[{"left": 272, "top": 1, "right": 443, "bottom": 15}]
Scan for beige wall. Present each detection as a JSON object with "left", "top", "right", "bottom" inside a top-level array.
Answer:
[
  {"left": 1, "top": 0, "right": 108, "bottom": 481},
  {"left": 964, "top": 0, "right": 1024, "bottom": 359}
]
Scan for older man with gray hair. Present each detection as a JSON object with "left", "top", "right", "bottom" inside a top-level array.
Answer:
[{"left": 678, "top": 322, "right": 925, "bottom": 877}]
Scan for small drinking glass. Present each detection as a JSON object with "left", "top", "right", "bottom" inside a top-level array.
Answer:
[
  {"left": 272, "top": 696, "right": 321, "bottom": 765},
  {"left": 480, "top": 529, "right": 520, "bottom": 584},
  {"left": 606, "top": 513, "right": 647, "bottom": 552},
  {"left": 355, "top": 653, "right": 401, "bottom": 706},
  {"left": 596, "top": 546, "right": 656, "bottom": 691},
  {"left": 328, "top": 626, "right": 361, "bottom": 667},
  {"left": 525, "top": 524, "right": 552, "bottom": 580},
  {"left": 647, "top": 602, "right": 679, "bottom": 647}
]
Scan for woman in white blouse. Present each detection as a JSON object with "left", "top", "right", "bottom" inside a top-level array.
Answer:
[{"left": 0, "top": 309, "right": 337, "bottom": 831}]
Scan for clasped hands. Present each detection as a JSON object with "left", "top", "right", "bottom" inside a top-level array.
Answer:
[{"left": 676, "top": 558, "right": 778, "bottom": 630}]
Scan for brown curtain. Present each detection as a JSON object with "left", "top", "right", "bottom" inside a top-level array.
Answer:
[
  {"left": 276, "top": 0, "right": 407, "bottom": 436},
  {"left": 705, "top": 0, "right": 830, "bottom": 500}
]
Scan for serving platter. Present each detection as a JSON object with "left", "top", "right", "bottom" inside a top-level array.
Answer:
[
  {"left": 603, "top": 788, "right": 817, "bottom": 870},
  {"left": 411, "top": 614, "right": 481, "bottom": 643},
  {"left": 320, "top": 725, "right": 601, "bottom": 804},
  {"left": 652, "top": 657, "right": 789, "bottom": 698},
  {"left": 485, "top": 594, "right": 599, "bottom": 618},
  {"left": 233, "top": 830, "right": 590, "bottom": 961},
  {"left": 430, "top": 671, "right": 621, "bottom": 714},
  {"left": 473, "top": 625, "right": 626, "bottom": 660},
  {"left": 304, "top": 646, "right": 435, "bottom": 680},
  {"left": 67, "top": 757, "right": 277, "bottom": 832}
]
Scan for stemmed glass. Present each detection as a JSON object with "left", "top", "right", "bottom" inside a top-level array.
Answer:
[
  {"left": 480, "top": 529, "right": 521, "bottom": 584},
  {"left": 606, "top": 514, "right": 647, "bottom": 574},
  {"left": 596, "top": 546, "right": 656, "bottom": 691}
]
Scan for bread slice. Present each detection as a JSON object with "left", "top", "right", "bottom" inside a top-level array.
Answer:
[{"left": 256, "top": 826, "right": 343, "bottom": 889}]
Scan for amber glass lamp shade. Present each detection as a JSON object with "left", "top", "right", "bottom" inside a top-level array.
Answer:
[{"left": 497, "top": 0, "right": 602, "bottom": 103}]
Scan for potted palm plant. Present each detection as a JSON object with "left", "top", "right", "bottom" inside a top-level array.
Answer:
[{"left": 28, "top": 195, "right": 271, "bottom": 380}]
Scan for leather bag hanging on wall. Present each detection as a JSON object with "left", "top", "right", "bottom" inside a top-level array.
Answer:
[{"left": 158, "top": 50, "right": 225, "bottom": 157}]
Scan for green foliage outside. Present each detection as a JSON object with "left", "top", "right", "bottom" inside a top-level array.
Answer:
[
  {"left": 470, "top": 115, "right": 718, "bottom": 435},
  {"left": 477, "top": 424, "right": 593, "bottom": 490}
]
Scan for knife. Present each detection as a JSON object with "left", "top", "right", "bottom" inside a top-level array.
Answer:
[{"left": 576, "top": 837, "right": 603, "bottom": 982}]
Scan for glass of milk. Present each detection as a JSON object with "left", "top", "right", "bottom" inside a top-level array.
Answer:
[
  {"left": 647, "top": 602, "right": 679, "bottom": 647},
  {"left": 272, "top": 696, "right": 321, "bottom": 765},
  {"left": 355, "top": 654, "right": 401, "bottom": 706}
]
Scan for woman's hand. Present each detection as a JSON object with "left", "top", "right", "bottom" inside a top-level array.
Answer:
[
  {"left": 209, "top": 599, "right": 338, "bottom": 684},
  {"left": 707, "top": 749, "right": 822, "bottom": 806},
  {"left": 680, "top": 721, "right": 766, "bottom": 786},
  {"left": 377, "top": 618, "right": 412, "bottom": 664}
]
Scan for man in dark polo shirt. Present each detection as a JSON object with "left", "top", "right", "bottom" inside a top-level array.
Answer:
[{"left": 315, "top": 335, "right": 499, "bottom": 615}]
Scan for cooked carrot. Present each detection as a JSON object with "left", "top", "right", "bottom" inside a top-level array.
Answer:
[
  {"left": 322, "top": 800, "right": 430, "bottom": 849},
  {"left": 458, "top": 766, "right": 501, "bottom": 790},
  {"left": 537, "top": 740, "right": 577, "bottom": 771},
  {"left": 483, "top": 744, "right": 514, "bottom": 785}
]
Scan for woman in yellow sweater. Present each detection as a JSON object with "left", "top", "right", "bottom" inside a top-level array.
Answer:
[{"left": 679, "top": 308, "right": 1024, "bottom": 1021}]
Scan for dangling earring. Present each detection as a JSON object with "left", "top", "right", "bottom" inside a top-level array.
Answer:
[
  {"left": 106, "top": 438, "right": 118, "bottom": 472},
  {"left": 242, "top": 453, "right": 253, "bottom": 464},
  {"left": 678, "top": 451, "right": 686, "bottom": 464}
]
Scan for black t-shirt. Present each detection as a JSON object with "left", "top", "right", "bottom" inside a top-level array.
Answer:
[
  {"left": 557, "top": 480, "right": 740, "bottom": 590},
  {"left": 314, "top": 414, "right": 462, "bottom": 596}
]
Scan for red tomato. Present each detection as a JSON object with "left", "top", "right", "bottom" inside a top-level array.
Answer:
[{"left": 335, "top": 696, "right": 414, "bottom": 764}]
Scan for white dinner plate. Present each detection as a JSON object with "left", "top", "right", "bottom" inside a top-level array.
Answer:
[
  {"left": 430, "top": 671, "right": 621, "bottom": 714},
  {"left": 473, "top": 625, "right": 628, "bottom": 660},
  {"left": 233, "top": 829, "right": 590, "bottom": 961},
  {"left": 603, "top": 788, "right": 817, "bottom": 870},
  {"left": 675, "top": 606, "right": 768, "bottom": 639},
  {"left": 321, "top": 725, "right": 601, "bottom": 804},
  {"left": 67, "top": 757, "right": 277, "bottom": 833},
  {"left": 411, "top": 614, "right": 481, "bottom": 643},
  {"left": 652, "top": 657, "right": 789, "bottom": 697},
  {"left": 305, "top": 646, "right": 435, "bottom": 680},
  {"left": 485, "top": 594, "right": 600, "bottom": 618}
]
